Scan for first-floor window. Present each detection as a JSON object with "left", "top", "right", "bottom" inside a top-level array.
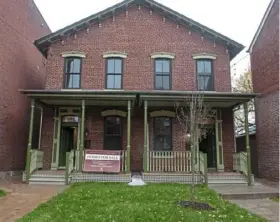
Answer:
[
  {"left": 104, "top": 116, "right": 122, "bottom": 150},
  {"left": 153, "top": 117, "right": 172, "bottom": 151}
]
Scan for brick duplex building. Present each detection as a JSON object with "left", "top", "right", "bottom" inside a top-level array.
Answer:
[
  {"left": 0, "top": 0, "right": 50, "bottom": 177},
  {"left": 21, "top": 0, "right": 256, "bottom": 183},
  {"left": 249, "top": 0, "right": 279, "bottom": 182}
]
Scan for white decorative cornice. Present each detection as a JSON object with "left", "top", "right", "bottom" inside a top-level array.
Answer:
[
  {"left": 192, "top": 53, "right": 217, "bottom": 60},
  {"left": 103, "top": 51, "right": 128, "bottom": 58},
  {"left": 151, "top": 52, "right": 175, "bottom": 59},
  {"left": 61, "top": 51, "right": 86, "bottom": 58}
]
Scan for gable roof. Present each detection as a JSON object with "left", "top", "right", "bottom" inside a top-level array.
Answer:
[
  {"left": 248, "top": 0, "right": 276, "bottom": 53},
  {"left": 35, "top": 0, "right": 244, "bottom": 60}
]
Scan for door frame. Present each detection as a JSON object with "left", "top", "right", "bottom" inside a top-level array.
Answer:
[{"left": 51, "top": 107, "right": 81, "bottom": 170}]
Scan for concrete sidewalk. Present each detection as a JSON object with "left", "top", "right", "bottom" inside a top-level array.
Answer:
[
  {"left": 0, "top": 182, "right": 67, "bottom": 222},
  {"left": 210, "top": 180, "right": 279, "bottom": 222},
  {"left": 230, "top": 198, "right": 279, "bottom": 222}
]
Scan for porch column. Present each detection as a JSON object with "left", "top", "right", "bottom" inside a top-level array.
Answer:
[
  {"left": 244, "top": 103, "right": 252, "bottom": 186},
  {"left": 143, "top": 100, "right": 148, "bottom": 172},
  {"left": 126, "top": 101, "right": 131, "bottom": 173},
  {"left": 215, "top": 109, "right": 224, "bottom": 171},
  {"left": 79, "top": 100, "right": 85, "bottom": 171},
  {"left": 25, "top": 99, "right": 35, "bottom": 182}
]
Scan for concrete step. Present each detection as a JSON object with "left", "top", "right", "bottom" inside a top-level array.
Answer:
[
  {"left": 208, "top": 180, "right": 247, "bottom": 184},
  {"left": 29, "top": 180, "right": 65, "bottom": 185}
]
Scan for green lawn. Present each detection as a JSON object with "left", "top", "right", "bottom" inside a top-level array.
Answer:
[
  {"left": 0, "top": 189, "right": 6, "bottom": 197},
  {"left": 18, "top": 183, "right": 265, "bottom": 222}
]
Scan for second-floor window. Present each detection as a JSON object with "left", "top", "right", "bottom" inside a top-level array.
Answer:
[
  {"left": 154, "top": 59, "right": 171, "bottom": 90},
  {"left": 106, "top": 58, "right": 123, "bottom": 89},
  {"left": 64, "top": 57, "right": 82, "bottom": 89},
  {"left": 197, "top": 60, "right": 214, "bottom": 91}
]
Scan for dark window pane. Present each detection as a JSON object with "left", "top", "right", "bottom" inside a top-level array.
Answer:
[
  {"left": 155, "top": 76, "right": 162, "bottom": 89},
  {"left": 114, "top": 59, "right": 122, "bottom": 74},
  {"left": 107, "top": 75, "right": 114, "bottom": 88},
  {"left": 204, "top": 61, "right": 212, "bottom": 74},
  {"left": 155, "top": 60, "right": 163, "bottom": 72},
  {"left": 162, "top": 76, "right": 170, "bottom": 89},
  {"left": 154, "top": 117, "right": 172, "bottom": 151},
  {"left": 162, "top": 60, "right": 170, "bottom": 72},
  {"left": 197, "top": 76, "right": 205, "bottom": 90},
  {"left": 71, "top": 75, "right": 80, "bottom": 88},
  {"left": 65, "top": 74, "right": 80, "bottom": 88},
  {"left": 197, "top": 61, "right": 204, "bottom": 73},
  {"left": 107, "top": 59, "right": 114, "bottom": 73},
  {"left": 72, "top": 59, "right": 81, "bottom": 73},
  {"left": 66, "top": 58, "right": 81, "bottom": 73},
  {"left": 105, "top": 117, "right": 121, "bottom": 135},
  {"left": 114, "top": 75, "right": 121, "bottom": 88}
]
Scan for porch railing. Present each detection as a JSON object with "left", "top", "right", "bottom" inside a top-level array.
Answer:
[
  {"left": 199, "top": 152, "right": 208, "bottom": 183},
  {"left": 120, "top": 150, "right": 127, "bottom": 172},
  {"left": 30, "top": 150, "right": 44, "bottom": 175},
  {"left": 233, "top": 152, "right": 248, "bottom": 176},
  {"left": 65, "top": 150, "right": 75, "bottom": 184},
  {"left": 147, "top": 151, "right": 191, "bottom": 172}
]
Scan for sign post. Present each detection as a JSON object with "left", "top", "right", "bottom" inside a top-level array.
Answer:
[{"left": 83, "top": 150, "right": 121, "bottom": 173}]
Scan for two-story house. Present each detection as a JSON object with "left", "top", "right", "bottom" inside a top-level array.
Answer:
[{"left": 21, "top": 0, "right": 256, "bottom": 185}]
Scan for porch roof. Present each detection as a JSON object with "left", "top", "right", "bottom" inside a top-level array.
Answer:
[{"left": 19, "top": 89, "right": 258, "bottom": 108}]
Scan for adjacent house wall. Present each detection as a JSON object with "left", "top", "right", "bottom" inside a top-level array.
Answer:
[
  {"left": 251, "top": 0, "right": 279, "bottom": 181},
  {"left": 0, "top": 0, "right": 50, "bottom": 175}
]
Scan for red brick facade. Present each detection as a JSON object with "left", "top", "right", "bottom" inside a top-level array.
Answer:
[
  {"left": 45, "top": 6, "right": 231, "bottom": 92},
  {"left": 251, "top": 0, "right": 279, "bottom": 181},
  {"left": 0, "top": 0, "right": 50, "bottom": 172},
  {"left": 38, "top": 4, "right": 236, "bottom": 172}
]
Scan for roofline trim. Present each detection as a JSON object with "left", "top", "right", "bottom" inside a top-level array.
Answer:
[{"left": 34, "top": 0, "right": 244, "bottom": 59}]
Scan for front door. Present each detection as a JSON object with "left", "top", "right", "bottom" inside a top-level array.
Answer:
[
  {"left": 59, "top": 126, "right": 74, "bottom": 167},
  {"left": 199, "top": 129, "right": 216, "bottom": 168},
  {"left": 104, "top": 116, "right": 122, "bottom": 150}
]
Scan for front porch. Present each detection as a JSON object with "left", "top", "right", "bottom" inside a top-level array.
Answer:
[{"left": 21, "top": 90, "right": 256, "bottom": 185}]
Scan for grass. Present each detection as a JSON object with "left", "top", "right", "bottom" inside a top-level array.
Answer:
[
  {"left": 0, "top": 189, "right": 6, "bottom": 197},
  {"left": 18, "top": 183, "right": 265, "bottom": 222}
]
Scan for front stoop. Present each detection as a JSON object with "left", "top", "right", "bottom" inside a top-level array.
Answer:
[
  {"left": 71, "top": 172, "right": 131, "bottom": 183},
  {"left": 22, "top": 171, "right": 66, "bottom": 185},
  {"left": 208, "top": 172, "right": 252, "bottom": 184}
]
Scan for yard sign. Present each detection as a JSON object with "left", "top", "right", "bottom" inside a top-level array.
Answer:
[{"left": 83, "top": 150, "right": 121, "bottom": 173}]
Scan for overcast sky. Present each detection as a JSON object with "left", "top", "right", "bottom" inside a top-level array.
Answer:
[{"left": 34, "top": 0, "right": 271, "bottom": 75}]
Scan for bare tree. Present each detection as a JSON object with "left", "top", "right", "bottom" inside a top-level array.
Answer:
[
  {"left": 175, "top": 93, "right": 216, "bottom": 199},
  {"left": 232, "top": 70, "right": 255, "bottom": 134}
]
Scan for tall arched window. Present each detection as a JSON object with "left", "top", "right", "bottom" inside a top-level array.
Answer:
[{"left": 64, "top": 57, "right": 82, "bottom": 89}]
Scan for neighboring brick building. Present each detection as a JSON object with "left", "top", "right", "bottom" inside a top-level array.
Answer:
[
  {"left": 0, "top": 0, "right": 50, "bottom": 176},
  {"left": 249, "top": 0, "right": 279, "bottom": 182},
  {"left": 21, "top": 0, "right": 256, "bottom": 179}
]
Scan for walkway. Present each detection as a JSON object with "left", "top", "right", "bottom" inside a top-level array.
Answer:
[
  {"left": 210, "top": 180, "right": 279, "bottom": 222},
  {"left": 0, "top": 182, "right": 67, "bottom": 222}
]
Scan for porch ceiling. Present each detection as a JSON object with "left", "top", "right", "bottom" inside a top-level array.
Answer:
[
  {"left": 19, "top": 89, "right": 258, "bottom": 108},
  {"left": 19, "top": 89, "right": 137, "bottom": 106},
  {"left": 139, "top": 91, "right": 258, "bottom": 108}
]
